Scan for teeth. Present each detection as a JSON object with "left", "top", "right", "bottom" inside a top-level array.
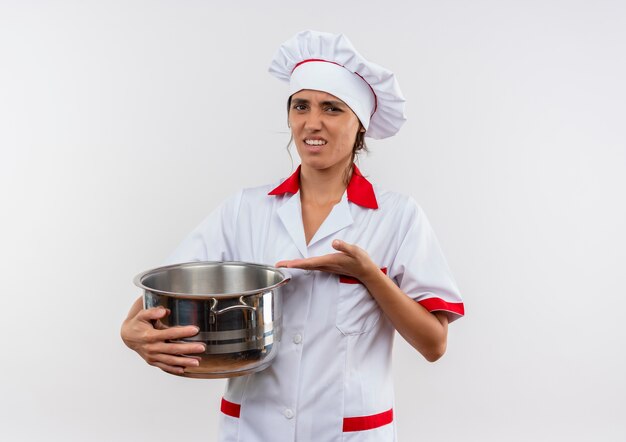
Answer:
[{"left": 305, "top": 139, "right": 327, "bottom": 146}]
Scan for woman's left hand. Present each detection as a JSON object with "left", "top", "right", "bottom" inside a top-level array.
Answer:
[
  {"left": 276, "top": 239, "right": 378, "bottom": 282},
  {"left": 278, "top": 239, "right": 449, "bottom": 362}
]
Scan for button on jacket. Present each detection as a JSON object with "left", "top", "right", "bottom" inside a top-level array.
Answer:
[{"left": 166, "top": 166, "right": 464, "bottom": 442}]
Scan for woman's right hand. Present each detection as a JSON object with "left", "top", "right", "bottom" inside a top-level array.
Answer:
[{"left": 121, "top": 297, "right": 206, "bottom": 375}]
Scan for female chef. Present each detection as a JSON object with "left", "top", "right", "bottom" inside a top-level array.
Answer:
[{"left": 121, "top": 30, "right": 464, "bottom": 441}]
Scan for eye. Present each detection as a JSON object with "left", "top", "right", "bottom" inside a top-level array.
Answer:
[
  {"left": 292, "top": 104, "right": 308, "bottom": 111},
  {"left": 324, "top": 106, "right": 343, "bottom": 113}
]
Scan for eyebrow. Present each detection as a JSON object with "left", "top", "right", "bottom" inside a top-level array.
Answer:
[{"left": 291, "top": 98, "right": 346, "bottom": 107}]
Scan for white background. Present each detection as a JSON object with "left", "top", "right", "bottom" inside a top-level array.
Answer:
[{"left": 1, "top": 1, "right": 625, "bottom": 441}]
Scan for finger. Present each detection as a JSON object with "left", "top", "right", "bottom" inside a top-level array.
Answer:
[
  {"left": 152, "top": 318, "right": 169, "bottom": 331},
  {"left": 152, "top": 353, "right": 201, "bottom": 368},
  {"left": 276, "top": 254, "right": 344, "bottom": 270},
  {"left": 135, "top": 306, "right": 169, "bottom": 322},
  {"left": 332, "top": 239, "right": 356, "bottom": 255},
  {"left": 152, "top": 310, "right": 173, "bottom": 330},
  {"left": 152, "top": 361, "right": 185, "bottom": 375},
  {"left": 153, "top": 325, "right": 200, "bottom": 341},
  {"left": 275, "top": 258, "right": 309, "bottom": 269},
  {"left": 275, "top": 258, "right": 313, "bottom": 268},
  {"left": 297, "top": 254, "right": 347, "bottom": 272},
  {"left": 148, "top": 342, "right": 206, "bottom": 355}
]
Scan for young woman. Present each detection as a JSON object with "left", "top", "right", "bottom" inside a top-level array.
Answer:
[{"left": 121, "top": 30, "right": 464, "bottom": 442}]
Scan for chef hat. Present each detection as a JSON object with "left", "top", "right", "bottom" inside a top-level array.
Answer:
[{"left": 269, "top": 30, "right": 406, "bottom": 140}]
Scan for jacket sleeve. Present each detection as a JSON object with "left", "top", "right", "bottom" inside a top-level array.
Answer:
[
  {"left": 388, "top": 197, "right": 465, "bottom": 323},
  {"left": 163, "top": 190, "right": 243, "bottom": 265}
]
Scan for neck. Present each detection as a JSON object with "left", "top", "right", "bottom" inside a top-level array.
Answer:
[{"left": 300, "top": 161, "right": 352, "bottom": 206}]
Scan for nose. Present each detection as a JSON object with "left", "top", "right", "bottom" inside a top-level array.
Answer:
[{"left": 304, "top": 111, "right": 323, "bottom": 131}]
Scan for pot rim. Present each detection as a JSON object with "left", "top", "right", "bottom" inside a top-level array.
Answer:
[{"left": 133, "top": 261, "right": 291, "bottom": 299}]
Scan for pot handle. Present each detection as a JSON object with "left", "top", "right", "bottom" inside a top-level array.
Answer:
[{"left": 211, "top": 296, "right": 257, "bottom": 317}]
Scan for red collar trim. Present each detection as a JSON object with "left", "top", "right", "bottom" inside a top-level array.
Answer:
[{"left": 268, "top": 165, "right": 378, "bottom": 209}]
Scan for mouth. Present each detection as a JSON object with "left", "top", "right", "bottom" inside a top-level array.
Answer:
[{"left": 304, "top": 138, "right": 327, "bottom": 146}]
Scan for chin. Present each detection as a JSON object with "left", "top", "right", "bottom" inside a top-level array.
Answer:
[
  {"left": 297, "top": 149, "right": 350, "bottom": 171},
  {"left": 300, "top": 158, "right": 328, "bottom": 169}
]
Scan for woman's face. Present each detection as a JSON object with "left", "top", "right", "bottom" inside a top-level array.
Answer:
[{"left": 288, "top": 89, "right": 363, "bottom": 172}]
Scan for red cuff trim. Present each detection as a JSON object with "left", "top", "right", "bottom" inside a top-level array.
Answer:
[
  {"left": 339, "top": 267, "right": 387, "bottom": 284},
  {"left": 343, "top": 408, "right": 393, "bottom": 432},
  {"left": 220, "top": 398, "right": 241, "bottom": 418},
  {"left": 418, "top": 298, "right": 465, "bottom": 316}
]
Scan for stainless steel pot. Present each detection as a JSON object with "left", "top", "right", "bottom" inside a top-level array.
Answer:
[{"left": 134, "top": 261, "right": 290, "bottom": 378}]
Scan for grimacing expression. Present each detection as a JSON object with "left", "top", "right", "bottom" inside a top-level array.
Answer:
[{"left": 288, "top": 89, "right": 364, "bottom": 171}]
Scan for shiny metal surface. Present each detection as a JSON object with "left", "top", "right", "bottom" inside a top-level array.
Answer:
[{"left": 134, "top": 261, "right": 290, "bottom": 378}]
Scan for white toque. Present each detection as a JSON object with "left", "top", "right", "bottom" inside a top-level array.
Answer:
[{"left": 269, "top": 30, "right": 407, "bottom": 140}]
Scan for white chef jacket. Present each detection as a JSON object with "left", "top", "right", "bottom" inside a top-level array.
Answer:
[{"left": 166, "top": 165, "right": 464, "bottom": 442}]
